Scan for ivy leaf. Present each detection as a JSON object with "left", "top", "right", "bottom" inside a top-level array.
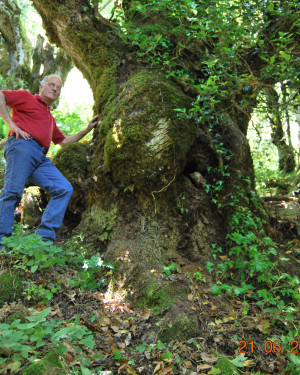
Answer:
[{"left": 81, "top": 335, "right": 95, "bottom": 349}]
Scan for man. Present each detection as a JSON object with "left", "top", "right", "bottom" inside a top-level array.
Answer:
[{"left": 0, "top": 74, "right": 98, "bottom": 248}]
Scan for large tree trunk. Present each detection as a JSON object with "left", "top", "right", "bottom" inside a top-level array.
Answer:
[{"left": 31, "top": 0, "right": 292, "bottom": 340}]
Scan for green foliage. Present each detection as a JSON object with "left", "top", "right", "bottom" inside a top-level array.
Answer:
[
  {"left": 67, "top": 255, "right": 114, "bottom": 292},
  {"left": 206, "top": 172, "right": 300, "bottom": 339},
  {"left": 0, "top": 73, "right": 26, "bottom": 91},
  {"left": 193, "top": 272, "right": 206, "bottom": 283},
  {"left": 0, "top": 226, "right": 117, "bottom": 373},
  {"left": 176, "top": 193, "right": 185, "bottom": 214},
  {"left": 162, "top": 263, "right": 178, "bottom": 276},
  {"left": 1, "top": 232, "right": 68, "bottom": 273},
  {"left": 0, "top": 309, "right": 94, "bottom": 374},
  {"left": 114, "top": 0, "right": 300, "bottom": 182},
  {"left": 52, "top": 107, "right": 91, "bottom": 136},
  {"left": 48, "top": 105, "right": 93, "bottom": 156},
  {"left": 1, "top": 226, "right": 114, "bottom": 296},
  {"left": 24, "top": 282, "right": 61, "bottom": 304}
]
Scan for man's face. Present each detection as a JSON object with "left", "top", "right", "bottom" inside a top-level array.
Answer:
[{"left": 39, "top": 77, "right": 62, "bottom": 105}]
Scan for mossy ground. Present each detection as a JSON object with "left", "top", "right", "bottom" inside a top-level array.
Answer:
[
  {"left": 0, "top": 272, "right": 23, "bottom": 307},
  {"left": 158, "top": 315, "right": 199, "bottom": 343},
  {"left": 22, "top": 350, "right": 66, "bottom": 375},
  {"left": 215, "top": 357, "right": 241, "bottom": 375}
]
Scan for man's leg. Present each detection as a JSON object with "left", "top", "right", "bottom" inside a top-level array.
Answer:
[
  {"left": 29, "top": 156, "right": 73, "bottom": 243},
  {"left": 0, "top": 137, "right": 42, "bottom": 248}
]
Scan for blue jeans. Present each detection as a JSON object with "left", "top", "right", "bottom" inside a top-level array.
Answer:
[{"left": 0, "top": 136, "right": 73, "bottom": 247}]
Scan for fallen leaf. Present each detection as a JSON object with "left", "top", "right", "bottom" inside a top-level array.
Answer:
[
  {"left": 257, "top": 319, "right": 271, "bottom": 334},
  {"left": 153, "top": 362, "right": 163, "bottom": 373},
  {"left": 111, "top": 325, "right": 120, "bottom": 333},
  {"left": 219, "top": 255, "right": 228, "bottom": 261},
  {"left": 118, "top": 363, "right": 129, "bottom": 373},
  {"left": 157, "top": 366, "right": 173, "bottom": 375},
  {"left": 117, "top": 342, "right": 126, "bottom": 349},
  {"left": 184, "top": 360, "right": 193, "bottom": 369},
  {"left": 197, "top": 363, "right": 212, "bottom": 371},
  {"left": 123, "top": 305, "right": 131, "bottom": 314},
  {"left": 65, "top": 353, "right": 73, "bottom": 362},
  {"left": 191, "top": 351, "right": 201, "bottom": 361},
  {"left": 141, "top": 311, "right": 151, "bottom": 320},
  {"left": 210, "top": 304, "right": 218, "bottom": 315},
  {"left": 213, "top": 335, "right": 223, "bottom": 344},
  {"left": 243, "top": 359, "right": 255, "bottom": 367},
  {"left": 201, "top": 352, "right": 218, "bottom": 364}
]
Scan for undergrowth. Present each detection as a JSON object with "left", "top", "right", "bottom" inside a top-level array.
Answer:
[{"left": 0, "top": 226, "right": 113, "bottom": 374}]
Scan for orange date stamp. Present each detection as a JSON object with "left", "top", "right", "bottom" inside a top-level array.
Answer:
[{"left": 239, "top": 340, "right": 300, "bottom": 354}]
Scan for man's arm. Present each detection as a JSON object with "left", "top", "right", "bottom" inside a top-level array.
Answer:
[
  {"left": 59, "top": 115, "right": 99, "bottom": 147},
  {"left": 0, "top": 91, "right": 31, "bottom": 140}
]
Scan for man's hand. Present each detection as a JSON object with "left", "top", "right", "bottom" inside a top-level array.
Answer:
[
  {"left": 0, "top": 91, "right": 30, "bottom": 140},
  {"left": 86, "top": 115, "right": 99, "bottom": 132},
  {"left": 9, "top": 123, "right": 31, "bottom": 140},
  {"left": 59, "top": 114, "right": 99, "bottom": 147}
]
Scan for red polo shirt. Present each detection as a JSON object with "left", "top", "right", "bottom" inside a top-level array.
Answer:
[{"left": 2, "top": 90, "right": 65, "bottom": 153}]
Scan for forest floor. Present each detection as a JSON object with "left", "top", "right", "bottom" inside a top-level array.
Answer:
[
  {"left": 1, "top": 240, "right": 300, "bottom": 375},
  {"left": 0, "top": 199, "right": 300, "bottom": 375}
]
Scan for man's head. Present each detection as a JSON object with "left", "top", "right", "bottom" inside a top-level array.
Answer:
[{"left": 39, "top": 74, "right": 63, "bottom": 105}]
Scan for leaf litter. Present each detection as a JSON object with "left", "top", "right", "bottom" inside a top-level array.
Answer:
[{"left": 1, "top": 239, "right": 300, "bottom": 374}]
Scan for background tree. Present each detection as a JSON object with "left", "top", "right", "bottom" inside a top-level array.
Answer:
[
  {"left": 265, "top": 84, "right": 296, "bottom": 173},
  {"left": 0, "top": 0, "right": 72, "bottom": 92},
  {"left": 21, "top": 0, "right": 300, "bottom": 339}
]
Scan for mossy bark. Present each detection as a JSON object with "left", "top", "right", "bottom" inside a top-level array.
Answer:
[
  {"left": 52, "top": 142, "right": 90, "bottom": 220},
  {"left": 0, "top": 0, "right": 72, "bottom": 92},
  {"left": 21, "top": 186, "right": 43, "bottom": 228}
]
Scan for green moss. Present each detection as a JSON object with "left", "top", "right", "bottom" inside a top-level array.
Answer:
[
  {"left": 158, "top": 316, "right": 199, "bottom": 342},
  {"left": 215, "top": 357, "right": 240, "bottom": 375},
  {"left": 139, "top": 282, "right": 189, "bottom": 315},
  {"left": 22, "top": 350, "right": 66, "bottom": 375},
  {"left": 93, "top": 66, "right": 118, "bottom": 111},
  {"left": 78, "top": 203, "right": 118, "bottom": 244},
  {"left": 52, "top": 142, "right": 89, "bottom": 181},
  {"left": 91, "top": 70, "right": 197, "bottom": 190},
  {"left": 0, "top": 272, "right": 23, "bottom": 307},
  {"left": 140, "top": 285, "right": 174, "bottom": 314}
]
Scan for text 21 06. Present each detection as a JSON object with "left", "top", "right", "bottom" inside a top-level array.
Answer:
[{"left": 239, "top": 340, "right": 300, "bottom": 354}]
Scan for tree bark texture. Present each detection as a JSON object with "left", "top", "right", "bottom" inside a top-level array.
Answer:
[{"left": 0, "top": 0, "right": 31, "bottom": 79}]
